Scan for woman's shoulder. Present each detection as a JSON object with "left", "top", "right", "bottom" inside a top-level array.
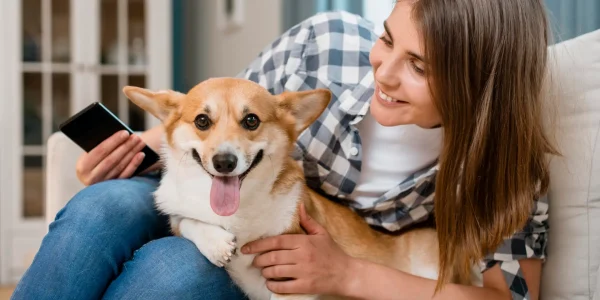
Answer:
[
  {"left": 237, "top": 11, "right": 378, "bottom": 94},
  {"left": 301, "top": 11, "right": 379, "bottom": 41}
]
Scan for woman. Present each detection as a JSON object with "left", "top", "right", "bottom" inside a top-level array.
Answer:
[{"left": 12, "top": 0, "right": 556, "bottom": 299}]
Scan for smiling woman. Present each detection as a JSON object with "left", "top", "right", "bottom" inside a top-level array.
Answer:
[
  {"left": 241, "top": 1, "right": 556, "bottom": 299},
  {"left": 368, "top": 11, "right": 440, "bottom": 128}
]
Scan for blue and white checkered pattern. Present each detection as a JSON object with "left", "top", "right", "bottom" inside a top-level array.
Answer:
[{"left": 238, "top": 11, "right": 548, "bottom": 300}]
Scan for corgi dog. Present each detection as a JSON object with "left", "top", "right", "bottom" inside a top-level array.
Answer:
[{"left": 122, "top": 78, "right": 470, "bottom": 300}]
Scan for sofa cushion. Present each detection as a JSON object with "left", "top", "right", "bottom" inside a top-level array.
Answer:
[{"left": 541, "top": 29, "right": 600, "bottom": 299}]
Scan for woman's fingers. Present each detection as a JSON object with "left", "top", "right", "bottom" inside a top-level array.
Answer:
[
  {"left": 253, "top": 250, "right": 299, "bottom": 268},
  {"left": 118, "top": 141, "right": 146, "bottom": 179},
  {"left": 266, "top": 279, "right": 308, "bottom": 295},
  {"left": 85, "top": 130, "right": 130, "bottom": 169},
  {"left": 89, "top": 134, "right": 140, "bottom": 182},
  {"left": 75, "top": 131, "right": 130, "bottom": 184},
  {"left": 261, "top": 264, "right": 301, "bottom": 280},
  {"left": 106, "top": 138, "right": 146, "bottom": 180},
  {"left": 118, "top": 149, "right": 147, "bottom": 179},
  {"left": 242, "top": 235, "right": 303, "bottom": 255}
]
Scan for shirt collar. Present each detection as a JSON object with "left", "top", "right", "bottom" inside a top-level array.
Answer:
[{"left": 337, "top": 70, "right": 375, "bottom": 125}]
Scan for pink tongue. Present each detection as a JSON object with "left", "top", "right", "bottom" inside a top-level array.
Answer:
[{"left": 210, "top": 176, "right": 241, "bottom": 216}]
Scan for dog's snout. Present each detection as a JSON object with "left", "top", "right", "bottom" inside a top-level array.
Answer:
[{"left": 212, "top": 153, "right": 238, "bottom": 174}]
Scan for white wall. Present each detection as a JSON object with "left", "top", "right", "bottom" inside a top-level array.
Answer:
[
  {"left": 363, "top": 0, "right": 395, "bottom": 35},
  {"left": 183, "top": 0, "right": 283, "bottom": 88}
]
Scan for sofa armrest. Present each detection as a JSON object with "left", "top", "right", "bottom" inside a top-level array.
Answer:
[{"left": 45, "top": 132, "right": 85, "bottom": 227}]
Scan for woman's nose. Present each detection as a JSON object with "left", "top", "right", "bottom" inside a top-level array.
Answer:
[{"left": 375, "top": 59, "right": 401, "bottom": 89}]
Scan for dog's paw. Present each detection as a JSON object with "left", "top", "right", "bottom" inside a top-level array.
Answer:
[
  {"left": 179, "top": 218, "right": 237, "bottom": 267},
  {"left": 196, "top": 229, "right": 237, "bottom": 267}
]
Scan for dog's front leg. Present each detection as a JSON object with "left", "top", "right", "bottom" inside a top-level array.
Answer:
[{"left": 179, "top": 218, "right": 237, "bottom": 267}]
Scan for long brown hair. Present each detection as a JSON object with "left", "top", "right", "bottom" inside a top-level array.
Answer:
[{"left": 408, "top": 0, "right": 559, "bottom": 290}]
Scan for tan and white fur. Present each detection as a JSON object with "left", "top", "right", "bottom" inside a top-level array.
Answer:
[{"left": 123, "top": 78, "right": 475, "bottom": 300}]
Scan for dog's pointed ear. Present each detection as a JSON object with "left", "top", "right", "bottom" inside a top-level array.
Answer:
[
  {"left": 122, "top": 86, "right": 184, "bottom": 121},
  {"left": 279, "top": 89, "right": 331, "bottom": 134}
]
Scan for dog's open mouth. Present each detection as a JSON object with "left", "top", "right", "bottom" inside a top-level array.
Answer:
[
  {"left": 239, "top": 150, "right": 264, "bottom": 181},
  {"left": 191, "top": 149, "right": 264, "bottom": 217},
  {"left": 191, "top": 149, "right": 263, "bottom": 181}
]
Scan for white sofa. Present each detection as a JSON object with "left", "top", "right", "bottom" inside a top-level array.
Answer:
[{"left": 45, "top": 29, "right": 600, "bottom": 299}]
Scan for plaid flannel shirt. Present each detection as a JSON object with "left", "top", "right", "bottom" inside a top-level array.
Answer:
[{"left": 237, "top": 11, "right": 549, "bottom": 300}]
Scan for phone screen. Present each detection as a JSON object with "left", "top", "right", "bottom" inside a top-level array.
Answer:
[{"left": 59, "top": 102, "right": 160, "bottom": 176}]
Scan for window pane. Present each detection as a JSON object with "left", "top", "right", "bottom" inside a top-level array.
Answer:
[
  {"left": 51, "top": 0, "right": 71, "bottom": 63},
  {"left": 101, "top": 75, "right": 119, "bottom": 114},
  {"left": 22, "top": 0, "right": 42, "bottom": 62},
  {"left": 23, "top": 73, "right": 43, "bottom": 145},
  {"left": 52, "top": 74, "right": 70, "bottom": 132},
  {"left": 100, "top": 0, "right": 119, "bottom": 65},
  {"left": 128, "top": 0, "right": 146, "bottom": 66},
  {"left": 23, "top": 156, "right": 44, "bottom": 218}
]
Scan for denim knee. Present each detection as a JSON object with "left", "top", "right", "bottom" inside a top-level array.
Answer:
[
  {"left": 102, "top": 236, "right": 247, "bottom": 300},
  {"left": 133, "top": 237, "right": 240, "bottom": 290},
  {"left": 52, "top": 177, "right": 167, "bottom": 236},
  {"left": 12, "top": 177, "right": 170, "bottom": 300}
]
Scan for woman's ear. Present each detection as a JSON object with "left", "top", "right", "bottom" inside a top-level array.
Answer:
[
  {"left": 122, "top": 86, "right": 185, "bottom": 122},
  {"left": 278, "top": 89, "right": 331, "bottom": 134}
]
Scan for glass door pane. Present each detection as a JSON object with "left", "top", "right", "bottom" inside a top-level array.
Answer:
[
  {"left": 98, "top": 0, "right": 148, "bottom": 130},
  {"left": 21, "top": 0, "right": 74, "bottom": 219},
  {"left": 100, "top": 0, "right": 119, "bottom": 65},
  {"left": 51, "top": 0, "right": 71, "bottom": 63},
  {"left": 52, "top": 74, "right": 71, "bottom": 133},
  {"left": 22, "top": 72, "right": 44, "bottom": 219},
  {"left": 101, "top": 75, "right": 119, "bottom": 114},
  {"left": 23, "top": 156, "right": 44, "bottom": 217},
  {"left": 128, "top": 0, "right": 146, "bottom": 67},
  {"left": 23, "top": 73, "right": 43, "bottom": 146},
  {"left": 22, "top": 0, "right": 42, "bottom": 62},
  {"left": 21, "top": 0, "right": 43, "bottom": 220}
]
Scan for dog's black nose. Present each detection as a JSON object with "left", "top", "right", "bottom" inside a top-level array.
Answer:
[{"left": 212, "top": 153, "right": 237, "bottom": 174}]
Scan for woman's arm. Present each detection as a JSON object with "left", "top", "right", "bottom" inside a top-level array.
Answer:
[
  {"left": 138, "top": 124, "right": 164, "bottom": 173},
  {"left": 139, "top": 124, "right": 163, "bottom": 152},
  {"left": 342, "top": 258, "right": 541, "bottom": 300},
  {"left": 244, "top": 204, "right": 542, "bottom": 300}
]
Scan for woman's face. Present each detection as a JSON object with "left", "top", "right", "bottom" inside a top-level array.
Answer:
[{"left": 369, "top": 2, "right": 441, "bottom": 128}]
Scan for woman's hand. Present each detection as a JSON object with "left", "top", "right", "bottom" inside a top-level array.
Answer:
[
  {"left": 241, "top": 203, "right": 353, "bottom": 296},
  {"left": 75, "top": 130, "right": 147, "bottom": 185}
]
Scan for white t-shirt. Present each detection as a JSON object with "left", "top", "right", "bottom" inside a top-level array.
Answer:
[{"left": 350, "top": 112, "right": 443, "bottom": 208}]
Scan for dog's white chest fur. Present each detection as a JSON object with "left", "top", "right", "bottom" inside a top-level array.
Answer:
[{"left": 154, "top": 149, "right": 305, "bottom": 300}]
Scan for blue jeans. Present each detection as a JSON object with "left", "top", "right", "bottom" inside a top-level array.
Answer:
[{"left": 11, "top": 175, "right": 247, "bottom": 300}]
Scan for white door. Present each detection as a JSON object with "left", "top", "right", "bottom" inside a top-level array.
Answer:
[
  {"left": 74, "top": 0, "right": 170, "bottom": 128},
  {"left": 0, "top": 0, "right": 171, "bottom": 285}
]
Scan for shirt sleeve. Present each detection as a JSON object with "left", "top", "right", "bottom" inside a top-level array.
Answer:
[
  {"left": 235, "top": 11, "right": 378, "bottom": 96},
  {"left": 481, "top": 194, "right": 549, "bottom": 300},
  {"left": 235, "top": 15, "right": 312, "bottom": 95}
]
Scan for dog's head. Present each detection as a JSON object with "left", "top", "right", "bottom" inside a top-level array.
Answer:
[{"left": 123, "top": 78, "right": 330, "bottom": 216}]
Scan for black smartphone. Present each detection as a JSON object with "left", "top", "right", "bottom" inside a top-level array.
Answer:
[{"left": 59, "top": 102, "right": 160, "bottom": 177}]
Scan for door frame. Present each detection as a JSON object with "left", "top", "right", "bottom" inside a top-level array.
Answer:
[
  {"left": 0, "top": 0, "right": 23, "bottom": 285},
  {"left": 0, "top": 0, "right": 173, "bottom": 285}
]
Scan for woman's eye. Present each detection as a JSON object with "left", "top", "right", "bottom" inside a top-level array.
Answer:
[
  {"left": 194, "top": 114, "right": 212, "bottom": 130},
  {"left": 242, "top": 114, "right": 261, "bottom": 130},
  {"left": 379, "top": 35, "right": 392, "bottom": 47},
  {"left": 411, "top": 60, "right": 425, "bottom": 75}
]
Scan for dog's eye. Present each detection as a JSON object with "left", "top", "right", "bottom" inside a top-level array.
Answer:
[
  {"left": 194, "top": 114, "right": 211, "bottom": 130},
  {"left": 242, "top": 114, "right": 260, "bottom": 130}
]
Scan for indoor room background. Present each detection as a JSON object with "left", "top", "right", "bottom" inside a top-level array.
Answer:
[{"left": 0, "top": 0, "right": 598, "bottom": 296}]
